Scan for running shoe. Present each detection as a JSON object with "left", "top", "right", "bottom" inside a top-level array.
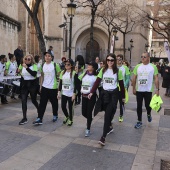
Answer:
[
  {"left": 134, "top": 122, "right": 142, "bottom": 129},
  {"left": 85, "top": 129, "right": 90, "bottom": 137},
  {"left": 119, "top": 116, "right": 124, "bottom": 122},
  {"left": 63, "top": 117, "right": 69, "bottom": 124},
  {"left": 107, "top": 127, "right": 114, "bottom": 135},
  {"left": 53, "top": 116, "right": 58, "bottom": 122},
  {"left": 147, "top": 115, "right": 152, "bottom": 122},
  {"left": 19, "top": 118, "right": 28, "bottom": 125},
  {"left": 67, "top": 119, "right": 73, "bottom": 126},
  {"left": 33, "top": 118, "right": 43, "bottom": 125},
  {"left": 98, "top": 137, "right": 105, "bottom": 146}
]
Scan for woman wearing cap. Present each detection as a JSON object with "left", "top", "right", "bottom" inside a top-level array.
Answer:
[
  {"left": 78, "top": 61, "right": 98, "bottom": 137},
  {"left": 18, "top": 54, "right": 39, "bottom": 125},
  {"left": 88, "top": 53, "right": 125, "bottom": 146},
  {"left": 58, "top": 59, "right": 76, "bottom": 126}
]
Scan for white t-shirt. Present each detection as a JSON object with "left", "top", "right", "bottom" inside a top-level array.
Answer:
[
  {"left": 97, "top": 68, "right": 123, "bottom": 91},
  {"left": 42, "top": 63, "right": 59, "bottom": 89},
  {"left": 133, "top": 63, "right": 158, "bottom": 92},
  {"left": 79, "top": 73, "right": 96, "bottom": 94},
  {"left": 37, "top": 63, "right": 41, "bottom": 78},
  {"left": 6, "top": 61, "right": 17, "bottom": 76},
  {"left": 0, "top": 62, "right": 5, "bottom": 82},
  {"left": 21, "top": 66, "right": 36, "bottom": 80},
  {"left": 60, "top": 71, "right": 75, "bottom": 97}
]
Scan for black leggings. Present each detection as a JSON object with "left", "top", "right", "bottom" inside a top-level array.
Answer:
[
  {"left": 136, "top": 91, "right": 152, "bottom": 122},
  {"left": 21, "top": 87, "right": 39, "bottom": 119},
  {"left": 38, "top": 87, "right": 58, "bottom": 120},
  {"left": 117, "top": 90, "right": 125, "bottom": 117},
  {"left": 82, "top": 94, "right": 96, "bottom": 130},
  {"left": 103, "top": 89, "right": 119, "bottom": 138},
  {"left": 61, "top": 95, "right": 74, "bottom": 121}
]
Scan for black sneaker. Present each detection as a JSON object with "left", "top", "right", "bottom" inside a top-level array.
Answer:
[
  {"left": 52, "top": 116, "right": 58, "bottom": 122},
  {"left": 19, "top": 118, "right": 28, "bottom": 125},
  {"left": 98, "top": 137, "right": 105, "bottom": 146},
  {"left": 107, "top": 127, "right": 114, "bottom": 135},
  {"left": 33, "top": 118, "right": 43, "bottom": 125}
]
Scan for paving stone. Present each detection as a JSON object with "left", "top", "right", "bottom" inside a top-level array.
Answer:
[
  {"left": 137, "top": 148, "right": 155, "bottom": 157},
  {"left": 0, "top": 130, "right": 40, "bottom": 163},
  {"left": 119, "top": 145, "right": 138, "bottom": 154},
  {"left": 39, "top": 143, "right": 135, "bottom": 170},
  {"left": 131, "top": 162, "right": 153, "bottom": 170},
  {"left": 157, "top": 130, "right": 170, "bottom": 152},
  {"left": 159, "top": 115, "right": 170, "bottom": 129},
  {"left": 133, "top": 154, "right": 154, "bottom": 166}
]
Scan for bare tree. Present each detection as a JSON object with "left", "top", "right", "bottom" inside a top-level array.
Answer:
[
  {"left": 97, "top": 0, "right": 144, "bottom": 58},
  {"left": 20, "top": 0, "right": 46, "bottom": 56},
  {"left": 145, "top": 0, "right": 170, "bottom": 43}
]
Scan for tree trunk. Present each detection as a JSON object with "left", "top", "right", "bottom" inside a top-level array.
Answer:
[
  {"left": 90, "top": 8, "right": 95, "bottom": 61},
  {"left": 108, "top": 30, "right": 111, "bottom": 53},
  {"left": 123, "top": 33, "right": 126, "bottom": 60},
  {"left": 32, "top": 16, "right": 46, "bottom": 60}
]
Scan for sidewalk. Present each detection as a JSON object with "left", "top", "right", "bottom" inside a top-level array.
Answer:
[{"left": 0, "top": 80, "right": 170, "bottom": 170}]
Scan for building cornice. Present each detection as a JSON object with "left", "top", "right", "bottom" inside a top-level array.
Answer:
[{"left": 0, "top": 11, "right": 21, "bottom": 31}]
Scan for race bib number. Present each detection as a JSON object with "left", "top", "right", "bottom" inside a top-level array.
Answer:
[
  {"left": 104, "top": 77, "right": 114, "bottom": 84},
  {"left": 62, "top": 84, "right": 71, "bottom": 91},
  {"left": 81, "top": 85, "right": 90, "bottom": 93},
  {"left": 138, "top": 79, "right": 148, "bottom": 85}
]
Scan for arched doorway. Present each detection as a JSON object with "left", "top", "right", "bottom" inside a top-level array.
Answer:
[{"left": 86, "top": 40, "right": 100, "bottom": 62}]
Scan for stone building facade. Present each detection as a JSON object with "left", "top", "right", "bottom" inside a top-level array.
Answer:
[{"left": 0, "top": 0, "right": 149, "bottom": 66}]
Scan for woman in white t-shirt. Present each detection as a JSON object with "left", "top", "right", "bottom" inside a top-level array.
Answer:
[
  {"left": 18, "top": 54, "right": 39, "bottom": 125},
  {"left": 58, "top": 59, "right": 76, "bottom": 126},
  {"left": 88, "top": 53, "right": 125, "bottom": 146},
  {"left": 5, "top": 53, "right": 18, "bottom": 99},
  {"left": 78, "top": 62, "right": 98, "bottom": 137}
]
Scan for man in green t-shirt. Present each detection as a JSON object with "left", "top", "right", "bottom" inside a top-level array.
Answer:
[{"left": 132, "top": 52, "right": 159, "bottom": 129}]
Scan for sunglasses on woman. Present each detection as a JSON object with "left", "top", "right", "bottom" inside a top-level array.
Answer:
[
  {"left": 25, "top": 58, "right": 31, "bottom": 61},
  {"left": 107, "top": 59, "right": 114, "bottom": 62},
  {"left": 65, "top": 63, "right": 71, "bottom": 66},
  {"left": 141, "top": 56, "right": 147, "bottom": 58}
]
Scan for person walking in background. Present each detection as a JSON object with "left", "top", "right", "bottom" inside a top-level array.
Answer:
[
  {"left": 78, "top": 61, "right": 98, "bottom": 137},
  {"left": 33, "top": 52, "right": 61, "bottom": 125},
  {"left": 162, "top": 63, "right": 170, "bottom": 97},
  {"left": 0, "top": 55, "right": 8, "bottom": 104},
  {"left": 48, "top": 46, "right": 54, "bottom": 61},
  {"left": 58, "top": 59, "right": 76, "bottom": 126},
  {"left": 5, "top": 53, "right": 18, "bottom": 99},
  {"left": 59, "top": 57, "right": 66, "bottom": 70},
  {"left": 116, "top": 54, "right": 130, "bottom": 122},
  {"left": 14, "top": 45, "right": 24, "bottom": 67},
  {"left": 132, "top": 52, "right": 159, "bottom": 129},
  {"left": 18, "top": 54, "right": 39, "bottom": 125},
  {"left": 88, "top": 54, "right": 125, "bottom": 146},
  {"left": 95, "top": 56, "right": 100, "bottom": 69}
]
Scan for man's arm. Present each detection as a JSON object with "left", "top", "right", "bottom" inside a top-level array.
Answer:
[
  {"left": 132, "top": 75, "right": 137, "bottom": 95},
  {"left": 154, "top": 74, "right": 159, "bottom": 96}
]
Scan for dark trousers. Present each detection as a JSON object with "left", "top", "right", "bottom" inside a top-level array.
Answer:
[
  {"left": 118, "top": 90, "right": 125, "bottom": 117},
  {"left": 61, "top": 95, "right": 74, "bottom": 121},
  {"left": 75, "top": 90, "right": 81, "bottom": 103},
  {"left": 136, "top": 91, "right": 152, "bottom": 122},
  {"left": 38, "top": 87, "right": 58, "bottom": 120},
  {"left": 103, "top": 89, "right": 119, "bottom": 138},
  {"left": 82, "top": 94, "right": 96, "bottom": 130},
  {"left": 21, "top": 87, "right": 39, "bottom": 119},
  {"left": 0, "top": 95, "right": 7, "bottom": 103}
]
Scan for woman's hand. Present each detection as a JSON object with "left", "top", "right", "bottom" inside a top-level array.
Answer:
[
  {"left": 22, "top": 63, "right": 27, "bottom": 68},
  {"left": 88, "top": 93, "right": 93, "bottom": 99},
  {"left": 57, "top": 91, "right": 61, "bottom": 99},
  {"left": 72, "top": 94, "right": 76, "bottom": 102}
]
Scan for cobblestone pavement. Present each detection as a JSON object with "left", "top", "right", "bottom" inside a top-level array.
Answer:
[{"left": 0, "top": 78, "right": 170, "bottom": 170}]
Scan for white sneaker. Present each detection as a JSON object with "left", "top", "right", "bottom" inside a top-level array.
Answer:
[{"left": 85, "top": 129, "right": 90, "bottom": 137}]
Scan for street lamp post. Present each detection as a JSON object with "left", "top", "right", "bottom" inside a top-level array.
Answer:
[
  {"left": 67, "top": 0, "right": 76, "bottom": 59},
  {"left": 112, "top": 29, "right": 118, "bottom": 53},
  {"left": 128, "top": 39, "right": 134, "bottom": 66},
  {"left": 145, "top": 43, "right": 149, "bottom": 52}
]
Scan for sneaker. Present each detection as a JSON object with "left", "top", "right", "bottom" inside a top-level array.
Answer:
[
  {"left": 147, "top": 115, "right": 152, "bottom": 122},
  {"left": 85, "top": 129, "right": 90, "bottom": 137},
  {"left": 67, "top": 119, "right": 73, "bottom": 126},
  {"left": 107, "top": 127, "right": 113, "bottom": 135},
  {"left": 53, "top": 116, "right": 58, "bottom": 122},
  {"left": 33, "top": 118, "right": 43, "bottom": 125},
  {"left": 134, "top": 122, "right": 142, "bottom": 129},
  {"left": 19, "top": 118, "right": 28, "bottom": 125},
  {"left": 63, "top": 117, "right": 69, "bottom": 124},
  {"left": 119, "top": 116, "right": 124, "bottom": 122},
  {"left": 98, "top": 137, "right": 105, "bottom": 146}
]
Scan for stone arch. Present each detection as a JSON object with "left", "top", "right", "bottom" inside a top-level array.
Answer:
[{"left": 74, "top": 25, "right": 109, "bottom": 62}]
